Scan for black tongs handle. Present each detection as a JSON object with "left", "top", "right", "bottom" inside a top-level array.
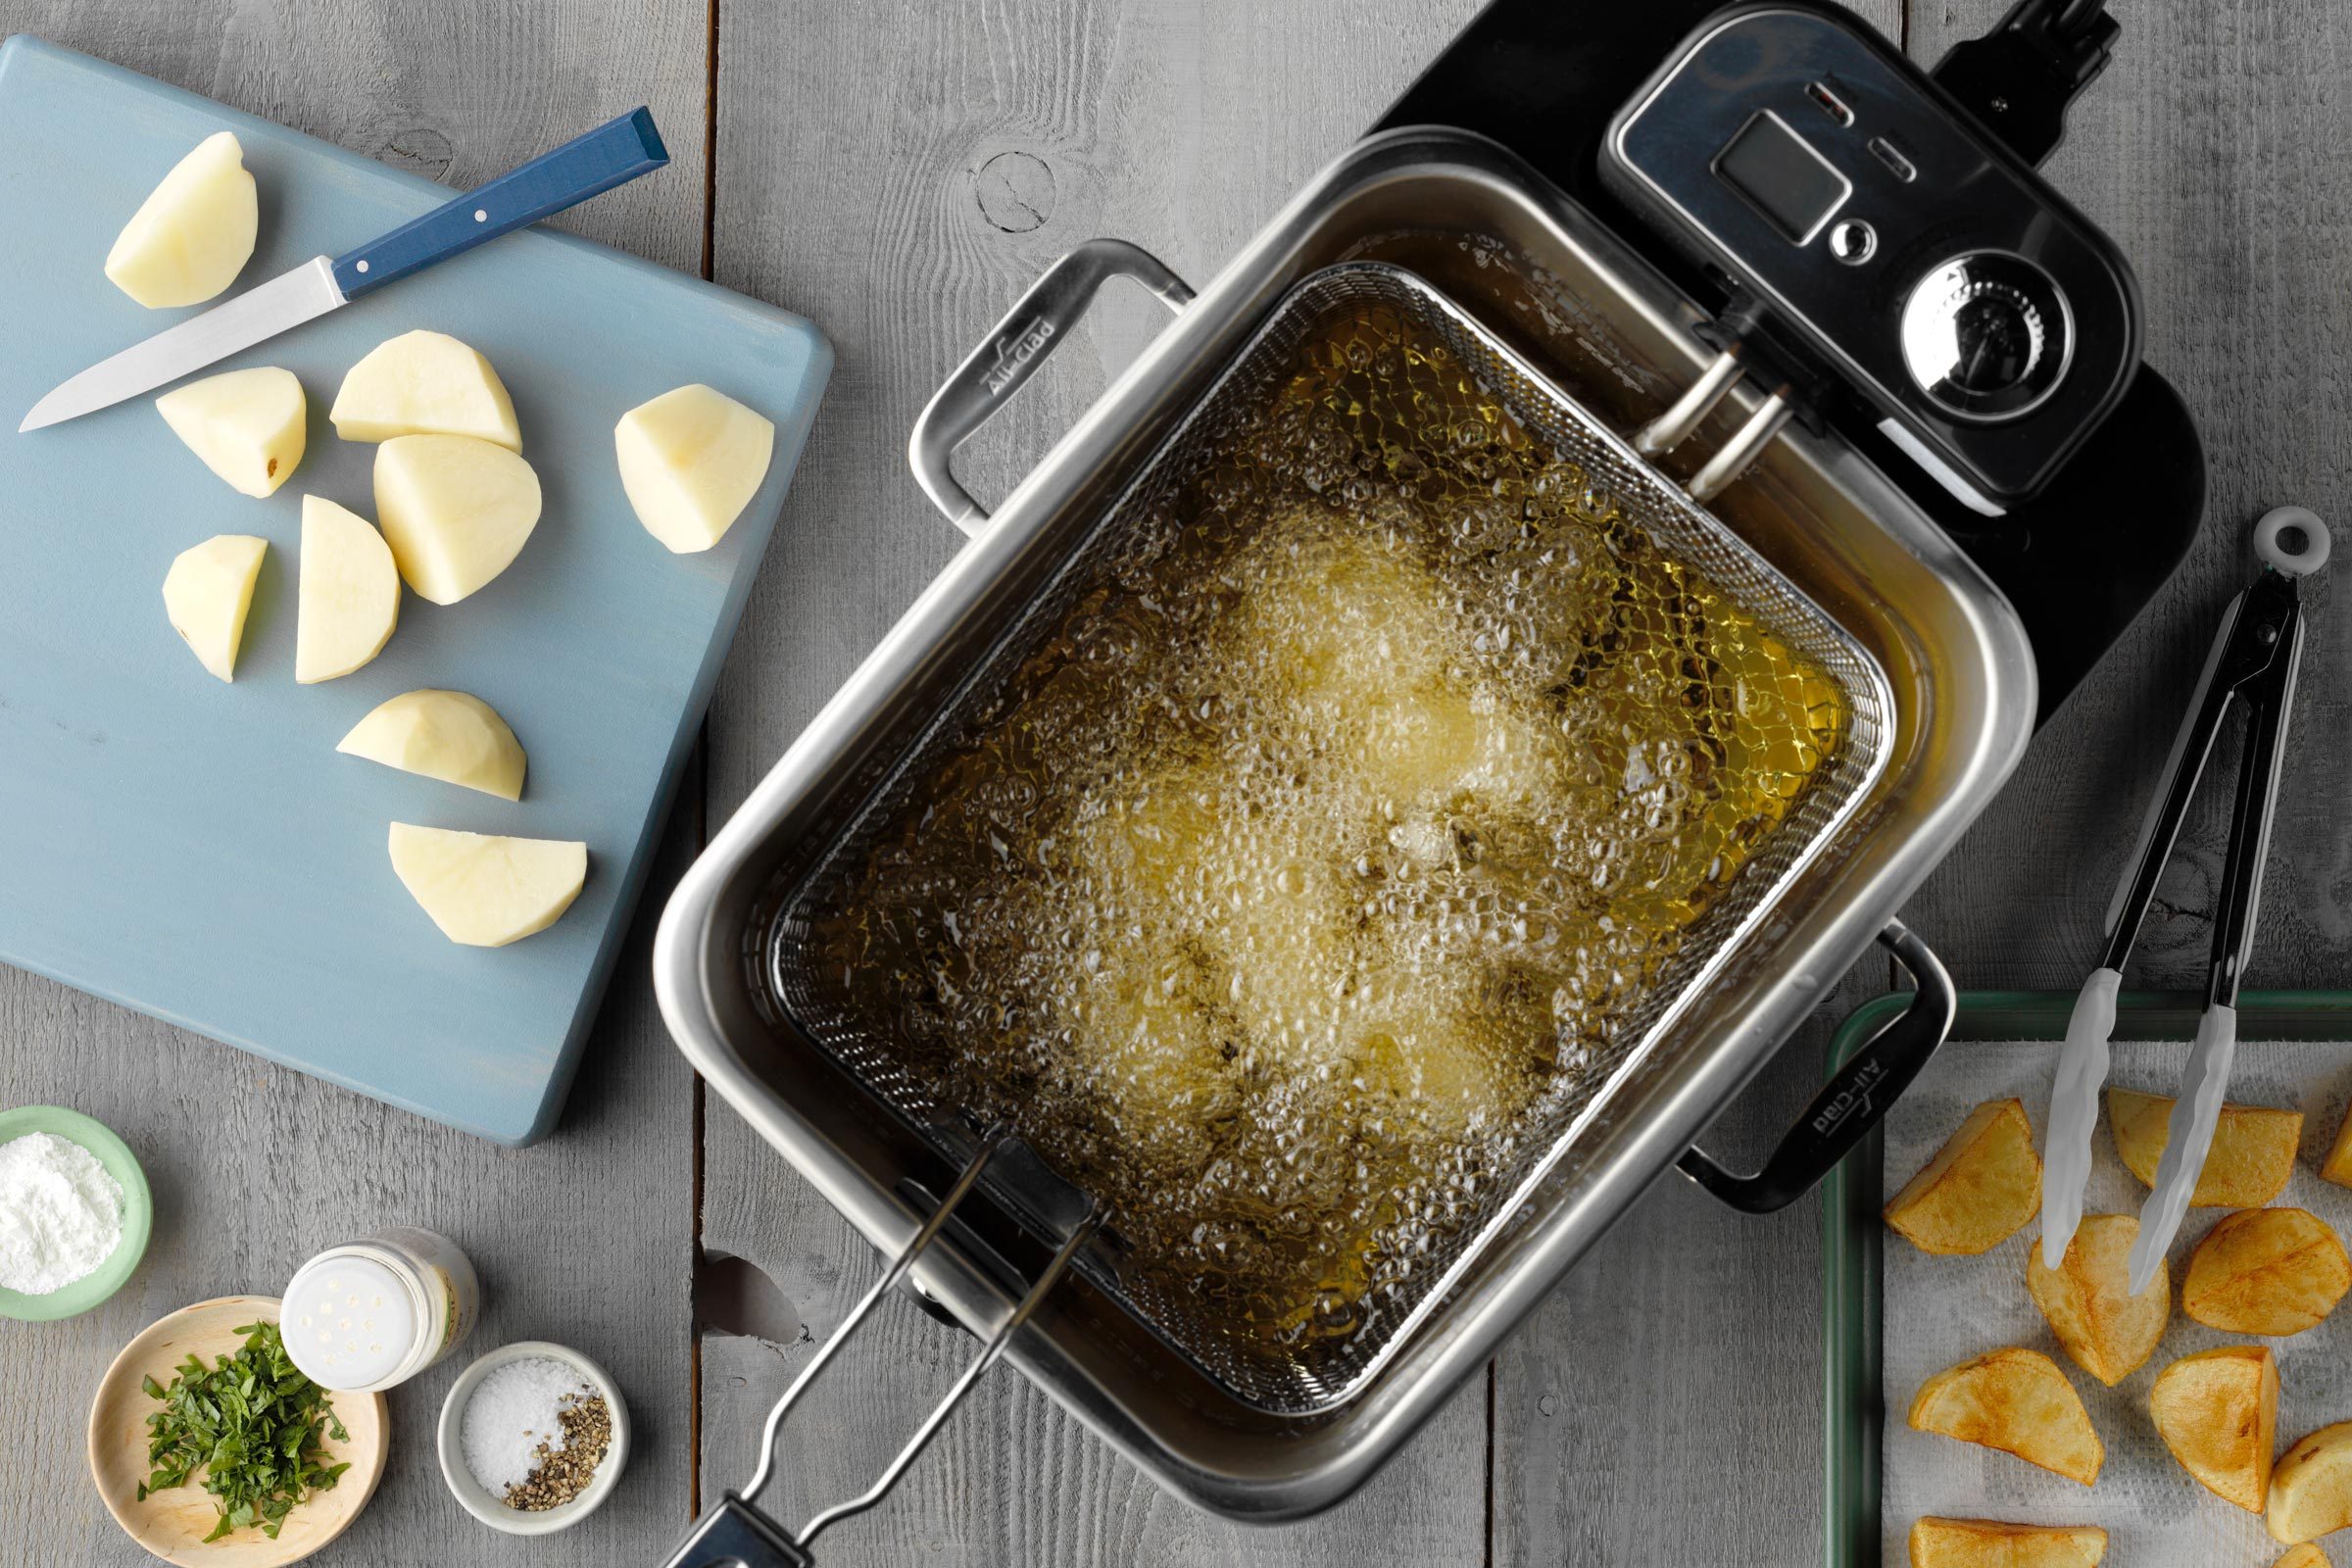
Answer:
[{"left": 2097, "top": 508, "right": 2325, "bottom": 995}]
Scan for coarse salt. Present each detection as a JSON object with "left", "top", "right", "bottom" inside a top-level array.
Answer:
[
  {"left": 462, "top": 1356, "right": 595, "bottom": 1495},
  {"left": 0, "top": 1131, "right": 126, "bottom": 1295}
]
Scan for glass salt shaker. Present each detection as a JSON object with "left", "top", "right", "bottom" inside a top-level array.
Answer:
[{"left": 280, "top": 1225, "right": 481, "bottom": 1393}]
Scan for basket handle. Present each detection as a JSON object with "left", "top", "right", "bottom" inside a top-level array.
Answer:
[
  {"left": 1678, "top": 919, "right": 1956, "bottom": 1213},
  {"left": 907, "top": 238, "right": 1193, "bottom": 537}
]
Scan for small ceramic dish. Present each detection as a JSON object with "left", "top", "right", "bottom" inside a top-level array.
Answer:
[
  {"left": 0, "top": 1103, "right": 152, "bottom": 1321},
  {"left": 437, "top": 1340, "right": 630, "bottom": 1535},
  {"left": 89, "top": 1296, "right": 390, "bottom": 1566}
]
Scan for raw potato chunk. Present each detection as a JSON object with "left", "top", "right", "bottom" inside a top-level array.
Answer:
[
  {"left": 295, "top": 496, "right": 399, "bottom": 683},
  {"left": 373, "top": 434, "right": 541, "bottom": 604},
  {"left": 387, "top": 824, "right": 584, "bottom": 948},
  {"left": 1907, "top": 1348, "right": 2103, "bottom": 1486},
  {"left": 330, "top": 330, "right": 521, "bottom": 449},
  {"left": 2182, "top": 1207, "right": 2352, "bottom": 1336},
  {"left": 2275, "top": 1544, "right": 2333, "bottom": 1568},
  {"left": 2322, "top": 1101, "right": 2352, "bottom": 1189},
  {"left": 1884, "top": 1099, "right": 2041, "bottom": 1255},
  {"left": 162, "top": 534, "right": 267, "bottom": 682},
  {"left": 2027, "top": 1214, "right": 2169, "bottom": 1386},
  {"left": 2149, "top": 1346, "right": 2278, "bottom": 1511},
  {"left": 156, "top": 367, "right": 306, "bottom": 498},
  {"left": 2271, "top": 1422, "right": 2352, "bottom": 1544},
  {"left": 105, "top": 130, "right": 257, "bottom": 307},
  {"left": 2108, "top": 1085, "right": 2300, "bottom": 1206},
  {"left": 338, "top": 690, "right": 525, "bottom": 801},
  {"left": 1907, "top": 1517, "right": 2107, "bottom": 1567},
  {"left": 614, "top": 383, "right": 775, "bottom": 553}
]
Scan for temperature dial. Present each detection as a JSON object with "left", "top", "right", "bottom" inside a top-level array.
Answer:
[{"left": 1900, "top": 253, "right": 2072, "bottom": 420}]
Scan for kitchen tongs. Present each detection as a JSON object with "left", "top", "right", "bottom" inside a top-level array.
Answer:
[{"left": 2040, "top": 508, "right": 2329, "bottom": 1292}]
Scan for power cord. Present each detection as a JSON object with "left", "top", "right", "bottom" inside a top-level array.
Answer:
[{"left": 1931, "top": 0, "right": 2119, "bottom": 168}]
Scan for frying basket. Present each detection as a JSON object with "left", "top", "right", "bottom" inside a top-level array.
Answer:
[{"left": 760, "top": 262, "right": 1894, "bottom": 1414}]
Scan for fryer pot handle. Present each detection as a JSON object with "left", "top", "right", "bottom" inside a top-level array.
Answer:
[
  {"left": 1677, "top": 918, "right": 1956, "bottom": 1213},
  {"left": 908, "top": 237, "right": 1194, "bottom": 536}
]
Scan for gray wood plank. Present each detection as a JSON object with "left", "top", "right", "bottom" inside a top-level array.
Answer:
[
  {"left": 697, "top": 1, "right": 1493, "bottom": 1562},
  {"left": 0, "top": 4, "right": 710, "bottom": 1563}
]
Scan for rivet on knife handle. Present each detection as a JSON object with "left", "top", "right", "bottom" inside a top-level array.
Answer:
[
  {"left": 332, "top": 107, "right": 667, "bottom": 298},
  {"left": 2129, "top": 1002, "right": 2237, "bottom": 1293},
  {"left": 2040, "top": 965, "right": 2120, "bottom": 1268}
]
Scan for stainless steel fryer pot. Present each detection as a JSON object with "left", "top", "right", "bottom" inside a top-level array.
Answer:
[{"left": 654, "top": 126, "right": 2034, "bottom": 1560}]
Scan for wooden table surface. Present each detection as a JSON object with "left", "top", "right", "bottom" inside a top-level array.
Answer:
[{"left": 2, "top": 1, "right": 2343, "bottom": 1563}]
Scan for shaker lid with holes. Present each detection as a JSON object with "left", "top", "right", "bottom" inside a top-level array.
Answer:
[{"left": 281, "top": 1250, "right": 419, "bottom": 1391}]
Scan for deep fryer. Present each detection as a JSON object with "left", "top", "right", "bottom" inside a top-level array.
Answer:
[{"left": 654, "top": 2, "right": 2207, "bottom": 1559}]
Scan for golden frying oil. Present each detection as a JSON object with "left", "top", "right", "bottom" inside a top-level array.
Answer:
[{"left": 799, "top": 299, "right": 1844, "bottom": 1355}]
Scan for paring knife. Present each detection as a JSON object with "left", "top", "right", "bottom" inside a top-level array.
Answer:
[
  {"left": 21, "top": 107, "right": 668, "bottom": 432},
  {"left": 2036, "top": 507, "right": 2326, "bottom": 1293}
]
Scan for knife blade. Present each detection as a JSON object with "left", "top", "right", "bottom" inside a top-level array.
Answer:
[
  {"left": 20, "top": 259, "right": 343, "bottom": 431},
  {"left": 21, "top": 105, "right": 667, "bottom": 432}
]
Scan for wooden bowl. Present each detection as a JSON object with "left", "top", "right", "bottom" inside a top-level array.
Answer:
[{"left": 87, "top": 1296, "right": 389, "bottom": 1566}]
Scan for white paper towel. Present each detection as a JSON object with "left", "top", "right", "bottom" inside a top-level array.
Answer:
[{"left": 1881, "top": 1037, "right": 2352, "bottom": 1565}]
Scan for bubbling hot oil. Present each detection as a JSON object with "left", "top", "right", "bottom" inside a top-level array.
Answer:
[{"left": 801, "top": 301, "right": 1844, "bottom": 1353}]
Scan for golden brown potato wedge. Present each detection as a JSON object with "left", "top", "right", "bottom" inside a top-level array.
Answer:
[
  {"left": 1885, "top": 1099, "right": 2041, "bottom": 1255},
  {"left": 2274, "top": 1544, "right": 2333, "bottom": 1568},
  {"left": 2323, "top": 1102, "right": 2352, "bottom": 1190},
  {"left": 1908, "top": 1517, "right": 2106, "bottom": 1567},
  {"left": 2148, "top": 1345, "right": 2278, "bottom": 1511},
  {"left": 2182, "top": 1207, "right": 2352, "bottom": 1336},
  {"left": 2271, "top": 1421, "right": 2352, "bottom": 1544},
  {"left": 2026, "top": 1213, "right": 2169, "bottom": 1385},
  {"left": 2107, "top": 1086, "right": 2300, "bottom": 1206},
  {"left": 1908, "top": 1348, "right": 2103, "bottom": 1486}
]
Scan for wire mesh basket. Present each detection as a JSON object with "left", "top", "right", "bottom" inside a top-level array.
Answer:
[{"left": 760, "top": 262, "right": 1893, "bottom": 1414}]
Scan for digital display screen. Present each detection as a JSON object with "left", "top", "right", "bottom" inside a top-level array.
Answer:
[{"left": 1713, "top": 112, "right": 1850, "bottom": 243}]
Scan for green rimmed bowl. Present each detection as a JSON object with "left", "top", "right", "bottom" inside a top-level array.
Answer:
[{"left": 0, "top": 1105, "right": 152, "bottom": 1321}]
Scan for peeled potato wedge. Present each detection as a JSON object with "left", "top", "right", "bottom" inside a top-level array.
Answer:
[
  {"left": 614, "top": 383, "right": 775, "bottom": 553},
  {"left": 2182, "top": 1206, "right": 2351, "bottom": 1336},
  {"left": 331, "top": 329, "right": 521, "bottom": 449},
  {"left": 373, "top": 434, "right": 542, "bottom": 604},
  {"left": 1884, "top": 1098, "right": 2041, "bottom": 1255},
  {"left": 1908, "top": 1348, "right": 2102, "bottom": 1486},
  {"left": 2275, "top": 1544, "right": 2333, "bottom": 1568},
  {"left": 2322, "top": 1102, "right": 2352, "bottom": 1190},
  {"left": 162, "top": 534, "right": 267, "bottom": 682},
  {"left": 2272, "top": 1422, "right": 2352, "bottom": 1544},
  {"left": 2149, "top": 1345, "right": 2278, "bottom": 1512},
  {"left": 1907, "top": 1517, "right": 2106, "bottom": 1568},
  {"left": 2108, "top": 1085, "right": 2299, "bottom": 1206},
  {"left": 106, "top": 130, "right": 257, "bottom": 307},
  {"left": 388, "top": 823, "right": 585, "bottom": 948},
  {"left": 339, "top": 690, "right": 525, "bottom": 801},
  {"left": 2026, "top": 1213, "right": 2169, "bottom": 1386},
  {"left": 294, "top": 496, "right": 399, "bottom": 683},
  {"left": 156, "top": 367, "right": 306, "bottom": 498}
]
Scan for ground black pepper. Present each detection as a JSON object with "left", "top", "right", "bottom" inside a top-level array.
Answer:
[{"left": 502, "top": 1393, "right": 612, "bottom": 1510}]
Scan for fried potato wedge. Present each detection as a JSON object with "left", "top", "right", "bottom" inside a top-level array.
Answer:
[
  {"left": 2108, "top": 1086, "right": 2300, "bottom": 1206},
  {"left": 2323, "top": 1102, "right": 2352, "bottom": 1190},
  {"left": 2271, "top": 1422, "right": 2352, "bottom": 1544},
  {"left": 1908, "top": 1348, "right": 2103, "bottom": 1486},
  {"left": 2149, "top": 1345, "right": 2278, "bottom": 1511},
  {"left": 1908, "top": 1517, "right": 2106, "bottom": 1567},
  {"left": 2182, "top": 1207, "right": 2352, "bottom": 1336},
  {"left": 2274, "top": 1544, "right": 2332, "bottom": 1568},
  {"left": 1885, "top": 1099, "right": 2041, "bottom": 1255},
  {"left": 2027, "top": 1213, "right": 2169, "bottom": 1386}
]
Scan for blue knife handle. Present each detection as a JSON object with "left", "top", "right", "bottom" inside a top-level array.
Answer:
[{"left": 330, "top": 107, "right": 668, "bottom": 298}]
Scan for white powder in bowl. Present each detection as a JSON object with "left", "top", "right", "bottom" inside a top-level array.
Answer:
[
  {"left": 0, "top": 1131, "right": 126, "bottom": 1295},
  {"left": 462, "top": 1355, "right": 594, "bottom": 1495}
]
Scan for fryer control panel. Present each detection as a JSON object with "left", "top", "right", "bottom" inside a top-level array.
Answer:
[{"left": 1601, "top": 3, "right": 2139, "bottom": 505}]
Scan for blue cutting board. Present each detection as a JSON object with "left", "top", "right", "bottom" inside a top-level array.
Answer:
[{"left": 0, "top": 37, "right": 830, "bottom": 1144}]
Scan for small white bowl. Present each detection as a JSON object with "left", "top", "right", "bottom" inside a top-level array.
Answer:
[{"left": 436, "top": 1341, "right": 630, "bottom": 1536}]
